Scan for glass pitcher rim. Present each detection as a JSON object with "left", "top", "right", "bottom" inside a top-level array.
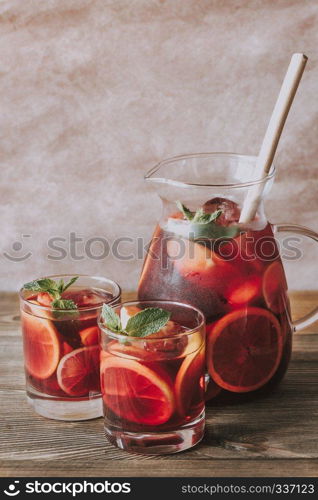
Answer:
[{"left": 145, "top": 152, "right": 276, "bottom": 189}]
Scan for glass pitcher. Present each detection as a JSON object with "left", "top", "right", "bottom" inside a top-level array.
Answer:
[{"left": 138, "top": 153, "right": 318, "bottom": 400}]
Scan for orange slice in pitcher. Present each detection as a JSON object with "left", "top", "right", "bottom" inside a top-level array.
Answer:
[
  {"left": 101, "top": 357, "right": 175, "bottom": 425},
  {"left": 57, "top": 345, "right": 100, "bottom": 396},
  {"left": 167, "top": 238, "right": 223, "bottom": 275},
  {"left": 207, "top": 307, "right": 282, "bottom": 393},
  {"left": 22, "top": 312, "right": 60, "bottom": 380},
  {"left": 226, "top": 275, "right": 262, "bottom": 306},
  {"left": 262, "top": 261, "right": 288, "bottom": 313}
]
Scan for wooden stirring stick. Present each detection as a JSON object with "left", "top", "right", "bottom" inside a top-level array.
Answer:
[{"left": 239, "top": 53, "right": 308, "bottom": 224}]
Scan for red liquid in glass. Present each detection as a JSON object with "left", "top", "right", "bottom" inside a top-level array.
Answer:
[{"left": 100, "top": 327, "right": 205, "bottom": 432}]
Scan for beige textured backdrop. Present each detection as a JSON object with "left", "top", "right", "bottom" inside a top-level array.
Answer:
[{"left": 0, "top": 0, "right": 317, "bottom": 292}]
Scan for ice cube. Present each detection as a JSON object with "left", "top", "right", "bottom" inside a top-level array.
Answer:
[
  {"left": 203, "top": 197, "right": 240, "bottom": 226},
  {"left": 62, "top": 289, "right": 111, "bottom": 308},
  {"left": 144, "top": 321, "right": 189, "bottom": 357}
]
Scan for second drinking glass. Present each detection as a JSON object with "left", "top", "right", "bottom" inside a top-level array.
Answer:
[{"left": 99, "top": 300, "right": 206, "bottom": 454}]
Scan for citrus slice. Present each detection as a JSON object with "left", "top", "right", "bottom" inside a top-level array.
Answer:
[
  {"left": 263, "top": 261, "right": 288, "bottom": 313},
  {"left": 175, "top": 346, "right": 205, "bottom": 416},
  {"left": 167, "top": 238, "right": 223, "bottom": 275},
  {"left": 22, "top": 312, "right": 60, "bottom": 379},
  {"left": 101, "top": 357, "right": 175, "bottom": 425},
  {"left": 57, "top": 345, "right": 100, "bottom": 396},
  {"left": 79, "top": 326, "right": 99, "bottom": 346},
  {"left": 207, "top": 307, "right": 282, "bottom": 393},
  {"left": 37, "top": 292, "right": 53, "bottom": 307},
  {"left": 226, "top": 275, "right": 262, "bottom": 306}
]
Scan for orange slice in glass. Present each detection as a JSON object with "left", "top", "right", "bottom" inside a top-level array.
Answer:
[
  {"left": 101, "top": 356, "right": 175, "bottom": 425},
  {"left": 22, "top": 312, "right": 60, "bottom": 380}
]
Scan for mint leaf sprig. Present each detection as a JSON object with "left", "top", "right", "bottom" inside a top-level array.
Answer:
[
  {"left": 172, "top": 201, "right": 239, "bottom": 240},
  {"left": 101, "top": 304, "right": 171, "bottom": 338},
  {"left": 176, "top": 201, "right": 222, "bottom": 224},
  {"left": 24, "top": 276, "right": 79, "bottom": 310}
]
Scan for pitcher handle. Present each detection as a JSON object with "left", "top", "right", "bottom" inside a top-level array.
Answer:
[{"left": 273, "top": 223, "right": 318, "bottom": 332}]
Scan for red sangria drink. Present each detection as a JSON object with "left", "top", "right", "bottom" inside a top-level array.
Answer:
[
  {"left": 20, "top": 275, "right": 121, "bottom": 420},
  {"left": 136, "top": 153, "right": 314, "bottom": 401},
  {"left": 99, "top": 300, "right": 205, "bottom": 454}
]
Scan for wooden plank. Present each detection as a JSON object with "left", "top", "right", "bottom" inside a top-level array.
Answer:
[
  {"left": 1, "top": 459, "right": 318, "bottom": 478},
  {"left": 0, "top": 291, "right": 317, "bottom": 477}
]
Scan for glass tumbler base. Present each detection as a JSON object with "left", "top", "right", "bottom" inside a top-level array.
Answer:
[
  {"left": 104, "top": 410, "right": 205, "bottom": 455},
  {"left": 27, "top": 395, "right": 103, "bottom": 421}
]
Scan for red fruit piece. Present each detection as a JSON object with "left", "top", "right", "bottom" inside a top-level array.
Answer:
[
  {"left": 37, "top": 292, "right": 54, "bottom": 307},
  {"left": 57, "top": 345, "right": 100, "bottom": 396},
  {"left": 226, "top": 275, "right": 262, "bottom": 306},
  {"left": 62, "top": 342, "right": 73, "bottom": 355},
  {"left": 79, "top": 326, "right": 100, "bottom": 346}
]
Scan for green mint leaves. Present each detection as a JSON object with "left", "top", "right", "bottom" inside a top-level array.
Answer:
[
  {"left": 101, "top": 303, "right": 122, "bottom": 332},
  {"left": 51, "top": 298, "right": 78, "bottom": 310},
  {"left": 125, "top": 308, "right": 171, "bottom": 337},
  {"left": 23, "top": 276, "right": 79, "bottom": 310},
  {"left": 176, "top": 201, "right": 194, "bottom": 221},
  {"left": 173, "top": 201, "right": 239, "bottom": 239},
  {"left": 101, "top": 304, "right": 171, "bottom": 338},
  {"left": 176, "top": 201, "right": 222, "bottom": 225}
]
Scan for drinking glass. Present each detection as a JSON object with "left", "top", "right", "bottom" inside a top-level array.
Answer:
[
  {"left": 20, "top": 274, "right": 121, "bottom": 420},
  {"left": 99, "top": 300, "right": 205, "bottom": 454}
]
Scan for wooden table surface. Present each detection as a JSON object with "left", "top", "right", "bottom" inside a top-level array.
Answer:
[{"left": 1, "top": 291, "right": 317, "bottom": 478}]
